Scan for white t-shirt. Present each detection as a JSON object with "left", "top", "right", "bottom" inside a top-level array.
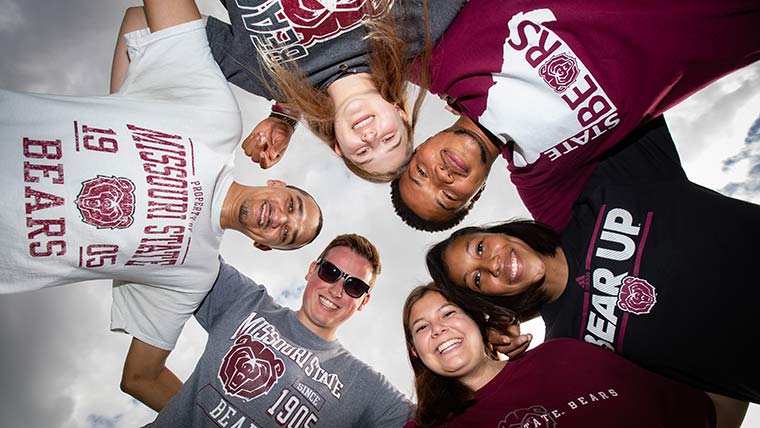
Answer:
[{"left": 0, "top": 20, "right": 242, "bottom": 349}]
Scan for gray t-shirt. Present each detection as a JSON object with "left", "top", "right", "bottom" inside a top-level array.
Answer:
[
  {"left": 206, "top": 0, "right": 466, "bottom": 99},
  {"left": 147, "top": 261, "right": 413, "bottom": 427}
]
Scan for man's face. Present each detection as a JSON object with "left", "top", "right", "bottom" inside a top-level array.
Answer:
[
  {"left": 238, "top": 180, "right": 321, "bottom": 250},
  {"left": 298, "top": 246, "right": 374, "bottom": 341},
  {"left": 398, "top": 130, "right": 491, "bottom": 222}
]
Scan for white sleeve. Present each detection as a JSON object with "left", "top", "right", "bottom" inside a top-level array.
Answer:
[
  {"left": 110, "top": 280, "right": 209, "bottom": 350},
  {"left": 117, "top": 19, "right": 238, "bottom": 112}
]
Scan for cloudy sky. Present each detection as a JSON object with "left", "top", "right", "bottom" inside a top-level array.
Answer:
[{"left": 1, "top": 1, "right": 758, "bottom": 427}]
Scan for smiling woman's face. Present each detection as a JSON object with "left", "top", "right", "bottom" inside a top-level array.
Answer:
[
  {"left": 408, "top": 290, "right": 485, "bottom": 378},
  {"left": 443, "top": 233, "right": 547, "bottom": 296},
  {"left": 333, "top": 92, "right": 411, "bottom": 174}
]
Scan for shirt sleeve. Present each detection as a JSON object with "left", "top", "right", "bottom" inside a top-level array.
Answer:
[
  {"left": 359, "top": 369, "right": 415, "bottom": 428},
  {"left": 584, "top": 115, "right": 687, "bottom": 191},
  {"left": 117, "top": 19, "right": 239, "bottom": 112},
  {"left": 204, "top": 16, "right": 274, "bottom": 100},
  {"left": 194, "top": 261, "right": 270, "bottom": 330},
  {"left": 110, "top": 279, "right": 209, "bottom": 350}
]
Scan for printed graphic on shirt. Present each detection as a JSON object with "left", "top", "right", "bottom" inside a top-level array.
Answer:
[
  {"left": 233, "top": 0, "right": 383, "bottom": 63},
  {"left": 17, "top": 121, "right": 207, "bottom": 270},
  {"left": 199, "top": 311, "right": 346, "bottom": 427},
  {"left": 75, "top": 176, "right": 136, "bottom": 229},
  {"left": 576, "top": 206, "right": 657, "bottom": 352},
  {"left": 220, "top": 334, "right": 286, "bottom": 401},
  {"left": 480, "top": 8, "right": 620, "bottom": 167},
  {"left": 497, "top": 389, "right": 620, "bottom": 428}
]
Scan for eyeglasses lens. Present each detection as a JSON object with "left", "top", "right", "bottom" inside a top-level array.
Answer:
[{"left": 317, "top": 259, "right": 369, "bottom": 298}]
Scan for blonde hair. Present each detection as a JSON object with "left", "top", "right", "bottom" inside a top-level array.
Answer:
[{"left": 263, "top": 0, "right": 432, "bottom": 183}]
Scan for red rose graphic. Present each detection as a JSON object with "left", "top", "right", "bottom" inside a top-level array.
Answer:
[
  {"left": 617, "top": 276, "right": 657, "bottom": 315},
  {"left": 498, "top": 405, "right": 556, "bottom": 428},
  {"left": 75, "top": 176, "right": 135, "bottom": 229},
  {"left": 219, "top": 335, "right": 285, "bottom": 401},
  {"left": 539, "top": 53, "right": 579, "bottom": 93},
  {"left": 280, "top": 0, "right": 383, "bottom": 47}
]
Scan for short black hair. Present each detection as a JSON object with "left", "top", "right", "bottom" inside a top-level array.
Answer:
[{"left": 389, "top": 178, "right": 470, "bottom": 232}]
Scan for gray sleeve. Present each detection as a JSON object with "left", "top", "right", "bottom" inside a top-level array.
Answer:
[
  {"left": 194, "top": 261, "right": 268, "bottom": 330},
  {"left": 402, "top": 0, "right": 467, "bottom": 59},
  {"left": 205, "top": 16, "right": 275, "bottom": 100},
  {"left": 359, "top": 370, "right": 415, "bottom": 428}
]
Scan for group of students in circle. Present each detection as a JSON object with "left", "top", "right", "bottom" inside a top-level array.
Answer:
[{"left": 1, "top": 0, "right": 759, "bottom": 426}]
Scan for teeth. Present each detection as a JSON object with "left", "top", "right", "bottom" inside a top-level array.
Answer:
[
  {"left": 437, "top": 338, "right": 461, "bottom": 354},
  {"left": 258, "top": 202, "right": 267, "bottom": 226},
  {"left": 319, "top": 296, "right": 338, "bottom": 310},
  {"left": 511, "top": 251, "right": 517, "bottom": 281},
  {"left": 353, "top": 116, "right": 373, "bottom": 129}
]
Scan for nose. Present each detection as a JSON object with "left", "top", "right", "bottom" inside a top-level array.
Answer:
[
  {"left": 434, "top": 163, "right": 454, "bottom": 184},
  {"left": 361, "top": 128, "right": 377, "bottom": 144},
  {"left": 431, "top": 322, "right": 447, "bottom": 338},
  {"left": 328, "top": 278, "right": 344, "bottom": 298},
  {"left": 488, "top": 254, "right": 501, "bottom": 276},
  {"left": 269, "top": 206, "right": 284, "bottom": 228}
]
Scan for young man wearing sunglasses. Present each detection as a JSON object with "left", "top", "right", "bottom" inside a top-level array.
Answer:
[{"left": 145, "top": 233, "right": 413, "bottom": 427}]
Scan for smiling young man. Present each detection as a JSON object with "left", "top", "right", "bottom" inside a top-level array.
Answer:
[
  {"left": 0, "top": 0, "right": 324, "bottom": 415},
  {"left": 392, "top": 115, "right": 500, "bottom": 232},
  {"left": 392, "top": 0, "right": 760, "bottom": 233},
  {"left": 145, "top": 234, "right": 413, "bottom": 427}
]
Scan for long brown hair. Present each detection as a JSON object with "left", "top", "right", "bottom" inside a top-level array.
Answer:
[
  {"left": 264, "top": 0, "right": 432, "bottom": 183},
  {"left": 402, "top": 283, "right": 502, "bottom": 428}
]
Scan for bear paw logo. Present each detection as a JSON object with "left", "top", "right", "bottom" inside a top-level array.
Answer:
[
  {"left": 617, "top": 276, "right": 657, "bottom": 315},
  {"left": 75, "top": 176, "right": 136, "bottom": 229},
  {"left": 280, "top": 0, "right": 382, "bottom": 48},
  {"left": 219, "top": 335, "right": 285, "bottom": 401},
  {"left": 498, "top": 405, "right": 556, "bottom": 428},
  {"left": 539, "top": 53, "right": 579, "bottom": 93}
]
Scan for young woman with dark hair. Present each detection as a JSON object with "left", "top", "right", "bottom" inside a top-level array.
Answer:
[
  {"left": 206, "top": 0, "right": 465, "bottom": 182},
  {"left": 402, "top": 283, "right": 746, "bottom": 428},
  {"left": 424, "top": 117, "right": 760, "bottom": 405}
]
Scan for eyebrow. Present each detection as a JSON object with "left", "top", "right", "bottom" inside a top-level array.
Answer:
[
  {"left": 462, "top": 238, "right": 473, "bottom": 286},
  {"left": 435, "top": 198, "right": 456, "bottom": 211},
  {"left": 285, "top": 195, "right": 304, "bottom": 246},
  {"left": 410, "top": 302, "right": 454, "bottom": 328},
  {"left": 357, "top": 134, "right": 403, "bottom": 166},
  {"left": 408, "top": 163, "right": 422, "bottom": 187}
]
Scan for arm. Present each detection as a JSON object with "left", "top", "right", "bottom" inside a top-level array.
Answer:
[
  {"left": 242, "top": 103, "right": 300, "bottom": 169},
  {"left": 143, "top": 0, "right": 201, "bottom": 33},
  {"left": 706, "top": 392, "right": 748, "bottom": 428},
  {"left": 121, "top": 337, "right": 183, "bottom": 412},
  {"left": 110, "top": 7, "right": 148, "bottom": 93}
]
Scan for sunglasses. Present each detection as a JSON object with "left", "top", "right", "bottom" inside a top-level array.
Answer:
[{"left": 316, "top": 259, "right": 371, "bottom": 298}]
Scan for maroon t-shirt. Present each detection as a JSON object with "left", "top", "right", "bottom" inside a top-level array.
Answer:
[
  {"left": 424, "top": 0, "right": 759, "bottom": 230},
  {"left": 421, "top": 339, "right": 716, "bottom": 428}
]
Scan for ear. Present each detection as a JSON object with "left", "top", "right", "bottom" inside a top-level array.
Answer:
[
  {"left": 266, "top": 179, "right": 286, "bottom": 187},
  {"left": 395, "top": 104, "right": 409, "bottom": 123},
  {"left": 410, "top": 346, "right": 418, "bottom": 358},
  {"left": 305, "top": 261, "right": 317, "bottom": 281},
  {"left": 356, "top": 293, "right": 372, "bottom": 311},
  {"left": 253, "top": 242, "right": 272, "bottom": 251},
  {"left": 333, "top": 143, "right": 343, "bottom": 157}
]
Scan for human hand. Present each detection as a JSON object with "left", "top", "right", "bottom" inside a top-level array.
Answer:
[
  {"left": 242, "top": 117, "right": 294, "bottom": 169},
  {"left": 487, "top": 322, "right": 532, "bottom": 360}
]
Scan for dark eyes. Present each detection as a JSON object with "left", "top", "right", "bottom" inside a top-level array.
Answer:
[
  {"left": 416, "top": 164, "right": 427, "bottom": 178},
  {"left": 288, "top": 198, "right": 294, "bottom": 212}
]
